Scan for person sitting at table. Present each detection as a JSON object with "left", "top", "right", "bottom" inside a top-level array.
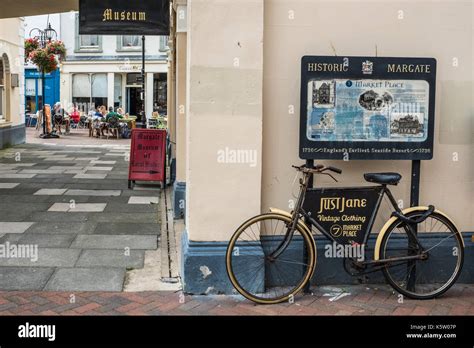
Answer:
[
  {"left": 53, "top": 102, "right": 71, "bottom": 135},
  {"left": 105, "top": 108, "right": 123, "bottom": 138}
]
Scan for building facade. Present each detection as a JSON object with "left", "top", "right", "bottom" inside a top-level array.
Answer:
[
  {"left": 24, "top": 13, "right": 169, "bottom": 117},
  {"left": 58, "top": 12, "right": 169, "bottom": 116},
  {"left": 0, "top": 17, "right": 25, "bottom": 148}
]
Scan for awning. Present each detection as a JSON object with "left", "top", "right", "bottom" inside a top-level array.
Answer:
[{"left": 1, "top": 0, "right": 78, "bottom": 19}]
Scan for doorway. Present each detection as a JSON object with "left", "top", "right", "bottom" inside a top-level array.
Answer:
[{"left": 126, "top": 86, "right": 143, "bottom": 116}]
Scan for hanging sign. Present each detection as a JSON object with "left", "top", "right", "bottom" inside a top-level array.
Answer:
[
  {"left": 300, "top": 56, "right": 437, "bottom": 160},
  {"left": 79, "top": 0, "right": 170, "bottom": 36},
  {"left": 128, "top": 129, "right": 167, "bottom": 189}
]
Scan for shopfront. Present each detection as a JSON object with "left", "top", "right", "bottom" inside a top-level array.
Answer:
[{"left": 24, "top": 68, "right": 60, "bottom": 115}]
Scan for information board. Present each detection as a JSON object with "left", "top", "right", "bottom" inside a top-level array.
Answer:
[
  {"left": 128, "top": 129, "right": 166, "bottom": 189},
  {"left": 300, "top": 56, "right": 436, "bottom": 160}
]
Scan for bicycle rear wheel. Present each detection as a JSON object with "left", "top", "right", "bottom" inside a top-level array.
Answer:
[
  {"left": 226, "top": 213, "right": 316, "bottom": 304},
  {"left": 381, "top": 211, "right": 464, "bottom": 299}
]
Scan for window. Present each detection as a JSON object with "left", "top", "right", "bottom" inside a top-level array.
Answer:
[
  {"left": 118, "top": 35, "right": 142, "bottom": 51},
  {"left": 79, "top": 35, "right": 100, "bottom": 49},
  {"left": 25, "top": 78, "right": 37, "bottom": 114},
  {"left": 114, "top": 74, "right": 122, "bottom": 108},
  {"left": 159, "top": 36, "right": 169, "bottom": 52},
  {"left": 153, "top": 73, "right": 167, "bottom": 114},
  {"left": 75, "top": 13, "right": 102, "bottom": 52},
  {"left": 91, "top": 73, "right": 108, "bottom": 108},
  {"left": 72, "top": 73, "right": 108, "bottom": 111}
]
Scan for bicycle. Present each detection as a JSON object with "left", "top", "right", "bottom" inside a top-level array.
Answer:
[{"left": 226, "top": 164, "right": 464, "bottom": 304}]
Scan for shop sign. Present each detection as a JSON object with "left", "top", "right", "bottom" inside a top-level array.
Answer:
[
  {"left": 128, "top": 129, "right": 167, "bottom": 186},
  {"left": 300, "top": 56, "right": 436, "bottom": 160},
  {"left": 79, "top": 0, "right": 170, "bottom": 36},
  {"left": 303, "top": 187, "right": 382, "bottom": 245}
]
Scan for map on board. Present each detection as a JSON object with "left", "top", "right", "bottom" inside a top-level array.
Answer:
[{"left": 306, "top": 79, "right": 429, "bottom": 142}]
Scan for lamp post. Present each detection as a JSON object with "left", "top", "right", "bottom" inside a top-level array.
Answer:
[{"left": 29, "top": 23, "right": 60, "bottom": 139}]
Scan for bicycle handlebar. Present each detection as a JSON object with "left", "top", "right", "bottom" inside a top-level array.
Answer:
[{"left": 292, "top": 164, "right": 342, "bottom": 175}]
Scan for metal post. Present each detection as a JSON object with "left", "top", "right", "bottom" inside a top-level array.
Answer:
[
  {"left": 41, "top": 69, "right": 46, "bottom": 135},
  {"left": 407, "top": 159, "right": 421, "bottom": 291},
  {"left": 140, "top": 35, "right": 146, "bottom": 129},
  {"left": 410, "top": 160, "right": 421, "bottom": 207},
  {"left": 303, "top": 159, "right": 314, "bottom": 293}
]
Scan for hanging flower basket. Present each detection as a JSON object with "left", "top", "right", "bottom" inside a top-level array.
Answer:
[
  {"left": 25, "top": 39, "right": 66, "bottom": 73},
  {"left": 24, "top": 38, "right": 39, "bottom": 62},
  {"left": 46, "top": 40, "right": 66, "bottom": 61},
  {"left": 29, "top": 48, "right": 58, "bottom": 74}
]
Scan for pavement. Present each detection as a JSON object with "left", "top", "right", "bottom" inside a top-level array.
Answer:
[
  {"left": 0, "top": 141, "right": 161, "bottom": 292},
  {"left": 0, "top": 131, "right": 473, "bottom": 316},
  {"left": 0, "top": 284, "right": 473, "bottom": 315}
]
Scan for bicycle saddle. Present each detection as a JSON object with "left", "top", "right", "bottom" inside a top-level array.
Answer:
[{"left": 364, "top": 172, "right": 401, "bottom": 185}]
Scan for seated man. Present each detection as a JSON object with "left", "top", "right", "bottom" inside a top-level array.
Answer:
[{"left": 105, "top": 110, "right": 123, "bottom": 138}]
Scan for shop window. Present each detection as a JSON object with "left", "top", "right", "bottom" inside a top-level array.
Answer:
[
  {"left": 72, "top": 74, "right": 91, "bottom": 111},
  {"left": 153, "top": 73, "right": 167, "bottom": 115},
  {"left": 91, "top": 73, "right": 108, "bottom": 109},
  {"left": 72, "top": 73, "right": 108, "bottom": 111},
  {"left": 25, "top": 78, "right": 36, "bottom": 114}
]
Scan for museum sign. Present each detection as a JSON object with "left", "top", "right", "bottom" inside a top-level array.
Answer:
[{"left": 79, "top": 0, "right": 170, "bottom": 36}]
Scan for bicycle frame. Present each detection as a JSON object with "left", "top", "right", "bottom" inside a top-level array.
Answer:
[{"left": 270, "top": 171, "right": 426, "bottom": 265}]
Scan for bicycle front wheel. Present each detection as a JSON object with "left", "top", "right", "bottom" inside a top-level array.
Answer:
[
  {"left": 226, "top": 213, "right": 316, "bottom": 304},
  {"left": 381, "top": 211, "right": 464, "bottom": 299}
]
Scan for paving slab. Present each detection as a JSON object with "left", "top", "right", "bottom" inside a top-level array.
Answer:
[
  {"left": 17, "top": 234, "right": 76, "bottom": 248},
  {"left": 65, "top": 189, "right": 121, "bottom": 196},
  {"left": 0, "top": 222, "right": 35, "bottom": 234},
  {"left": 76, "top": 249, "right": 145, "bottom": 268},
  {"left": 34, "top": 188, "right": 67, "bottom": 196},
  {"left": 90, "top": 160, "right": 116, "bottom": 165},
  {"left": 44, "top": 268, "right": 125, "bottom": 291},
  {"left": 0, "top": 174, "right": 36, "bottom": 179},
  {"left": 88, "top": 213, "right": 159, "bottom": 223},
  {"left": 48, "top": 203, "right": 107, "bottom": 212},
  {"left": 73, "top": 173, "right": 107, "bottom": 179},
  {"left": 0, "top": 183, "right": 20, "bottom": 189},
  {"left": 25, "top": 222, "right": 97, "bottom": 234},
  {"left": 84, "top": 166, "right": 113, "bottom": 171},
  {"left": 93, "top": 223, "right": 160, "bottom": 235},
  {"left": 27, "top": 212, "right": 91, "bottom": 222},
  {"left": 0, "top": 234, "right": 23, "bottom": 243},
  {"left": 0, "top": 267, "right": 55, "bottom": 290},
  {"left": 128, "top": 196, "right": 159, "bottom": 204},
  {"left": 74, "top": 157, "right": 100, "bottom": 161},
  {"left": 20, "top": 169, "right": 64, "bottom": 174},
  {"left": 71, "top": 235, "right": 157, "bottom": 250},
  {"left": 0, "top": 248, "right": 81, "bottom": 267}
]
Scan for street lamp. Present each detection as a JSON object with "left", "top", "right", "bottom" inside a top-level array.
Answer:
[{"left": 28, "top": 22, "right": 60, "bottom": 139}]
